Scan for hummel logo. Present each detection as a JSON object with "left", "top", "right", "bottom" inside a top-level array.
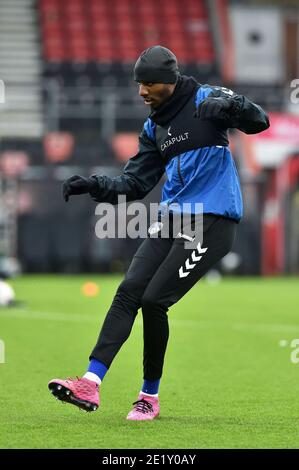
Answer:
[
  {"left": 167, "top": 126, "right": 172, "bottom": 136},
  {"left": 215, "top": 86, "right": 233, "bottom": 96},
  {"left": 179, "top": 242, "right": 208, "bottom": 278}
]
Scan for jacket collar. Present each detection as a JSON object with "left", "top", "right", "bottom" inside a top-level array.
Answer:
[{"left": 149, "top": 75, "right": 199, "bottom": 126}]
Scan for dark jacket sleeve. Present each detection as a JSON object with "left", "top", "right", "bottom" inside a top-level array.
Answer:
[
  {"left": 211, "top": 86, "right": 270, "bottom": 134},
  {"left": 88, "top": 130, "right": 165, "bottom": 204}
]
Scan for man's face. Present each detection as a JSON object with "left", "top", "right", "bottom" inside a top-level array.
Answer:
[{"left": 138, "top": 82, "right": 176, "bottom": 109}]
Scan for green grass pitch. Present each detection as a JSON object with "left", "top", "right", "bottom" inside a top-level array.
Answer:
[{"left": 0, "top": 275, "right": 298, "bottom": 449}]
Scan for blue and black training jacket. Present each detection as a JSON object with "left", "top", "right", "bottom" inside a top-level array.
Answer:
[{"left": 89, "top": 75, "right": 269, "bottom": 222}]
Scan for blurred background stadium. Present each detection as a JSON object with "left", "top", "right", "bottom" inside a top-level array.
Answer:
[
  {"left": 1, "top": 0, "right": 299, "bottom": 451},
  {"left": 0, "top": 0, "right": 298, "bottom": 277}
]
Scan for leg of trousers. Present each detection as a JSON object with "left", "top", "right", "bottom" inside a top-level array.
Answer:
[{"left": 90, "top": 215, "right": 237, "bottom": 380}]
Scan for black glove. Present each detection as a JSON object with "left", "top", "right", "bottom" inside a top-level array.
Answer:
[
  {"left": 63, "top": 175, "right": 94, "bottom": 202},
  {"left": 195, "top": 97, "right": 234, "bottom": 121}
]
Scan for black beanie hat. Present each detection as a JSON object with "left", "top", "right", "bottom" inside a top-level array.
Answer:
[{"left": 134, "top": 45, "right": 179, "bottom": 84}]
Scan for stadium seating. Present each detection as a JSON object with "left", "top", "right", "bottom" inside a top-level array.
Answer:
[
  {"left": 39, "top": 0, "right": 215, "bottom": 64},
  {"left": 37, "top": 0, "right": 220, "bottom": 139},
  {"left": 0, "top": 0, "right": 43, "bottom": 138}
]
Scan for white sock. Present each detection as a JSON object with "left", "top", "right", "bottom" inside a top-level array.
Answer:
[
  {"left": 83, "top": 372, "right": 101, "bottom": 385},
  {"left": 140, "top": 391, "right": 158, "bottom": 398}
]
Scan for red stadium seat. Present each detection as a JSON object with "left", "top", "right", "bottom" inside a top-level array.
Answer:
[{"left": 39, "top": 0, "right": 215, "bottom": 64}]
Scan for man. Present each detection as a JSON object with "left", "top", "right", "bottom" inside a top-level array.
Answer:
[{"left": 48, "top": 46, "right": 269, "bottom": 420}]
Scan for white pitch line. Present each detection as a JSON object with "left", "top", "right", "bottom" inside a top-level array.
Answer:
[
  {"left": 0, "top": 309, "right": 99, "bottom": 323},
  {"left": 0, "top": 308, "right": 299, "bottom": 333},
  {"left": 0, "top": 309, "right": 213, "bottom": 328},
  {"left": 231, "top": 322, "right": 299, "bottom": 333}
]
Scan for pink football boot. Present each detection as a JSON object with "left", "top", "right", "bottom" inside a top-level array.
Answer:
[
  {"left": 48, "top": 377, "right": 99, "bottom": 412},
  {"left": 126, "top": 392, "right": 160, "bottom": 421}
]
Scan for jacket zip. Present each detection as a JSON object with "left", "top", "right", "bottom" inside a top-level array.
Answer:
[{"left": 177, "top": 155, "right": 185, "bottom": 186}]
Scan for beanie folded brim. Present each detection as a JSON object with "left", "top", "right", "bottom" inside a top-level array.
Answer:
[{"left": 134, "top": 45, "right": 179, "bottom": 84}]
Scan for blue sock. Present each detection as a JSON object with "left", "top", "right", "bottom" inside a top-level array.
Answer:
[
  {"left": 142, "top": 379, "right": 160, "bottom": 395},
  {"left": 87, "top": 358, "right": 108, "bottom": 381}
]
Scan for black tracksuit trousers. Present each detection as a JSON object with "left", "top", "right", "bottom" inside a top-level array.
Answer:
[{"left": 90, "top": 214, "right": 237, "bottom": 380}]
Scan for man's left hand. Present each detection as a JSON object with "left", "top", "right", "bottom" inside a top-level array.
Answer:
[{"left": 195, "top": 97, "right": 233, "bottom": 121}]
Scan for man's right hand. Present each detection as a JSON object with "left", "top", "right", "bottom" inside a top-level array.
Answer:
[{"left": 62, "top": 175, "right": 92, "bottom": 202}]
